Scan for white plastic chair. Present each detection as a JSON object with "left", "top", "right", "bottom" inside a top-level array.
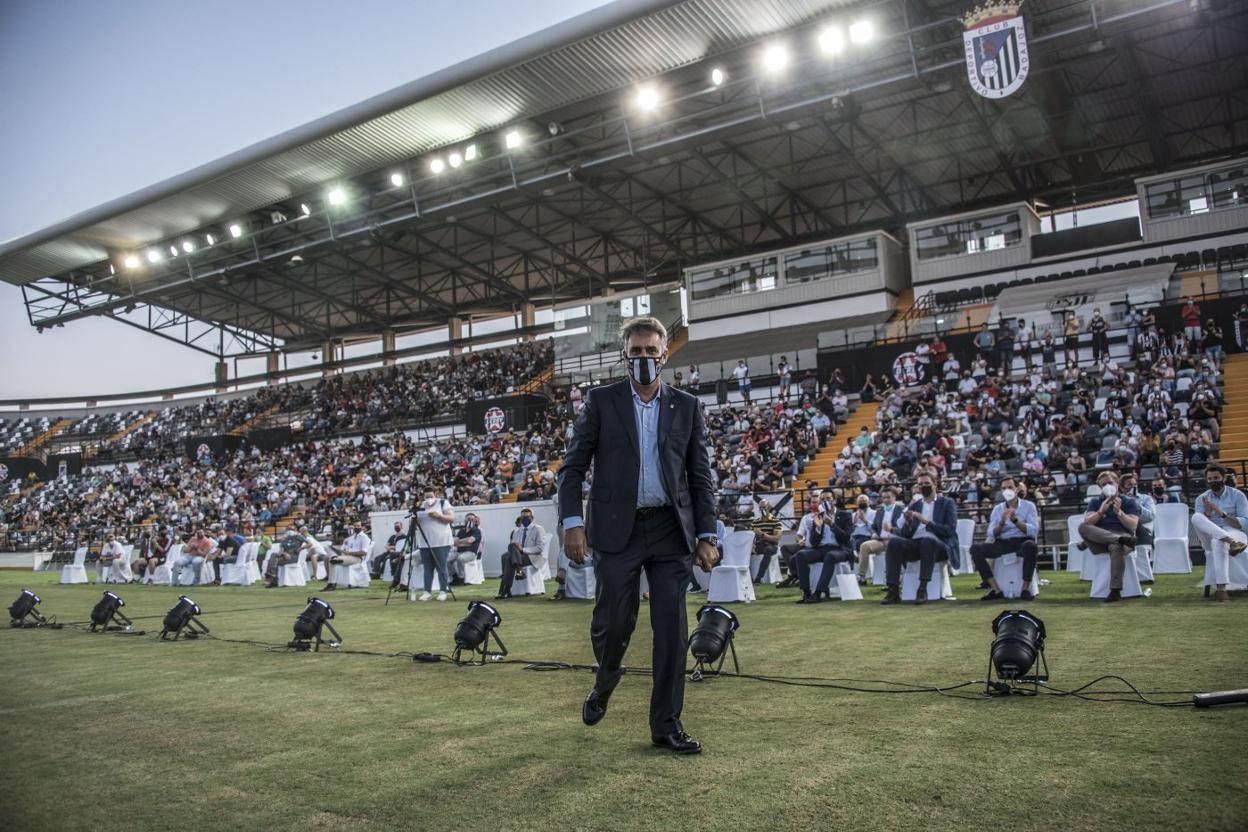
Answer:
[
  {"left": 1201, "top": 547, "right": 1248, "bottom": 592},
  {"left": 991, "top": 552, "right": 1039, "bottom": 598},
  {"left": 511, "top": 536, "right": 552, "bottom": 596},
  {"left": 1153, "top": 503, "right": 1192, "bottom": 573},
  {"left": 707, "top": 530, "right": 755, "bottom": 603},
  {"left": 565, "top": 560, "right": 596, "bottom": 599},
  {"left": 147, "top": 543, "right": 181, "bottom": 585},
  {"left": 749, "top": 553, "right": 782, "bottom": 584},
  {"left": 872, "top": 546, "right": 888, "bottom": 585},
  {"left": 97, "top": 545, "right": 134, "bottom": 583},
  {"left": 1088, "top": 551, "right": 1144, "bottom": 599},
  {"left": 332, "top": 546, "right": 371, "bottom": 589},
  {"left": 461, "top": 559, "right": 485, "bottom": 585},
  {"left": 956, "top": 519, "right": 975, "bottom": 575},
  {"left": 1066, "top": 514, "right": 1085, "bottom": 573},
  {"left": 900, "top": 560, "right": 952, "bottom": 601},
  {"left": 219, "top": 542, "right": 260, "bottom": 586},
  {"left": 60, "top": 546, "right": 89, "bottom": 584},
  {"left": 807, "top": 561, "right": 862, "bottom": 601},
  {"left": 278, "top": 548, "right": 309, "bottom": 588}
]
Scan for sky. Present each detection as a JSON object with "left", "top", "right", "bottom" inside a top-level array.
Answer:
[{"left": 0, "top": 0, "right": 609, "bottom": 400}]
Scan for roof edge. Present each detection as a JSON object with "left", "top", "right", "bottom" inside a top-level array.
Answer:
[{"left": 0, "top": 0, "right": 681, "bottom": 261}]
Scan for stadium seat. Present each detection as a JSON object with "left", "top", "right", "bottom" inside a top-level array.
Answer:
[
  {"left": 1201, "top": 249, "right": 1217, "bottom": 269},
  {"left": 707, "top": 530, "right": 755, "bottom": 603},
  {"left": 1233, "top": 244, "right": 1247, "bottom": 263},
  {"left": 991, "top": 552, "right": 1039, "bottom": 599},
  {"left": 1143, "top": 257, "right": 1157, "bottom": 266},
  {"left": 1088, "top": 551, "right": 1144, "bottom": 599},
  {"left": 564, "top": 559, "right": 596, "bottom": 599},
  {"left": 1087, "top": 265, "right": 1101, "bottom": 274},
  {"left": 1152, "top": 504, "right": 1192, "bottom": 573},
  {"left": 220, "top": 542, "right": 261, "bottom": 586},
  {"left": 900, "top": 560, "right": 951, "bottom": 602},
  {"left": 1127, "top": 260, "right": 1141, "bottom": 269},
  {"left": 969, "top": 286, "right": 983, "bottom": 302},
  {"left": 1157, "top": 254, "right": 1173, "bottom": 264},
  {"left": 983, "top": 284, "right": 1001, "bottom": 301},
  {"left": 60, "top": 546, "right": 89, "bottom": 584},
  {"left": 1073, "top": 269, "right": 1087, "bottom": 277}
]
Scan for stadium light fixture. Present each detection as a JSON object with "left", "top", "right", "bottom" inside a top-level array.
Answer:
[
  {"left": 123, "top": 255, "right": 141, "bottom": 270},
  {"left": 430, "top": 157, "right": 446, "bottom": 174},
  {"left": 300, "top": 203, "right": 311, "bottom": 217},
  {"left": 290, "top": 597, "right": 341, "bottom": 652},
  {"left": 451, "top": 600, "right": 507, "bottom": 665},
  {"left": 229, "top": 223, "right": 243, "bottom": 239},
  {"left": 181, "top": 240, "right": 195, "bottom": 254},
  {"left": 987, "top": 609, "right": 1048, "bottom": 694},
  {"left": 160, "top": 595, "right": 209, "bottom": 640},
  {"left": 147, "top": 249, "right": 162, "bottom": 264},
  {"left": 448, "top": 151, "right": 464, "bottom": 169},
  {"left": 504, "top": 129, "right": 522, "bottom": 150},
  {"left": 108, "top": 264, "right": 116, "bottom": 275},
  {"left": 8, "top": 589, "right": 47, "bottom": 627},
  {"left": 169, "top": 245, "right": 179, "bottom": 257},
  {"left": 89, "top": 591, "right": 133, "bottom": 632},
  {"left": 849, "top": 19, "right": 875, "bottom": 44},
  {"left": 635, "top": 84, "right": 661, "bottom": 112},
  {"left": 688, "top": 604, "right": 739, "bottom": 679},
  {"left": 327, "top": 187, "right": 346, "bottom": 206},
  {"left": 818, "top": 25, "right": 846, "bottom": 55},
  {"left": 710, "top": 67, "right": 726, "bottom": 87},
  {"left": 761, "top": 43, "right": 790, "bottom": 74},
  {"left": 205, "top": 233, "right": 216, "bottom": 246},
  {"left": 390, "top": 172, "right": 405, "bottom": 187},
  {"left": 464, "top": 143, "right": 478, "bottom": 162}
]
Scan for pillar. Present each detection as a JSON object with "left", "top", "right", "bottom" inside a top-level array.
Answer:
[
  {"left": 214, "top": 362, "right": 228, "bottom": 391},
  {"left": 321, "top": 340, "right": 336, "bottom": 377},
  {"left": 381, "top": 330, "right": 396, "bottom": 367},
  {"left": 448, "top": 317, "right": 464, "bottom": 356},
  {"left": 266, "top": 351, "right": 280, "bottom": 379},
  {"left": 519, "top": 302, "right": 536, "bottom": 342}
]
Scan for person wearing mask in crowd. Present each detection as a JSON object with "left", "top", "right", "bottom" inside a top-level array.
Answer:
[
  {"left": 98, "top": 532, "right": 127, "bottom": 581},
  {"left": 415, "top": 488, "right": 456, "bottom": 602},
  {"left": 970, "top": 476, "right": 1039, "bottom": 600},
  {"left": 778, "top": 494, "right": 822, "bottom": 588},
  {"left": 733, "top": 359, "right": 751, "bottom": 404},
  {"left": 264, "top": 529, "right": 305, "bottom": 588},
  {"left": 1041, "top": 328, "right": 1058, "bottom": 375},
  {"left": 1122, "top": 473, "right": 1156, "bottom": 563},
  {"left": 849, "top": 493, "right": 875, "bottom": 565},
  {"left": 1236, "top": 304, "right": 1248, "bottom": 352},
  {"left": 792, "top": 494, "right": 854, "bottom": 604},
  {"left": 1204, "top": 317, "right": 1225, "bottom": 367},
  {"left": 750, "top": 499, "right": 782, "bottom": 585},
  {"left": 857, "top": 487, "right": 903, "bottom": 584},
  {"left": 132, "top": 526, "right": 170, "bottom": 582},
  {"left": 1077, "top": 471, "right": 1140, "bottom": 602},
  {"left": 777, "top": 356, "right": 792, "bottom": 400},
  {"left": 1181, "top": 297, "right": 1203, "bottom": 352},
  {"left": 323, "top": 522, "right": 371, "bottom": 591},
  {"left": 1191, "top": 465, "right": 1248, "bottom": 602},
  {"left": 798, "top": 370, "right": 818, "bottom": 401},
  {"left": 173, "top": 528, "right": 212, "bottom": 586},
  {"left": 1088, "top": 307, "right": 1109, "bottom": 363},
  {"left": 376, "top": 520, "right": 407, "bottom": 583},
  {"left": 1123, "top": 304, "right": 1142, "bottom": 359},
  {"left": 299, "top": 526, "right": 329, "bottom": 583},
  {"left": 1064, "top": 312, "right": 1081, "bottom": 366},
  {"left": 213, "top": 526, "right": 247, "bottom": 586},
  {"left": 688, "top": 365, "right": 700, "bottom": 388},
  {"left": 497, "top": 506, "right": 549, "bottom": 599},
  {"left": 996, "top": 320, "right": 1015, "bottom": 377},
  {"left": 1150, "top": 476, "right": 1180, "bottom": 504},
  {"left": 974, "top": 323, "right": 995, "bottom": 365},
  {"left": 1016, "top": 319, "right": 1033, "bottom": 371},
  {"left": 449, "top": 512, "right": 483, "bottom": 585},
  {"left": 881, "top": 470, "right": 960, "bottom": 605}
]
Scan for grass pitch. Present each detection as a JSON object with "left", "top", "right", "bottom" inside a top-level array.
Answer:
[{"left": 0, "top": 567, "right": 1245, "bottom": 832}]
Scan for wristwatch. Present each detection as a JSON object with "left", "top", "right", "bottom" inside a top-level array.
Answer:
[{"left": 703, "top": 535, "right": 720, "bottom": 547}]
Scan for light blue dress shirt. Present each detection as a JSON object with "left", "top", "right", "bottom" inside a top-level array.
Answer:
[
  {"left": 1195, "top": 486, "right": 1248, "bottom": 532},
  {"left": 986, "top": 498, "right": 1039, "bottom": 541}
]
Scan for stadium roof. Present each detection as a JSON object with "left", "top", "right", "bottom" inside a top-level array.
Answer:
[{"left": 5, "top": 0, "right": 1247, "bottom": 356}]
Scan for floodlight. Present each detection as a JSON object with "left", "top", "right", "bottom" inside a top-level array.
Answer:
[
  {"left": 160, "top": 595, "right": 209, "bottom": 640},
  {"left": 463, "top": 143, "right": 478, "bottom": 162},
  {"left": 181, "top": 240, "right": 194, "bottom": 254},
  {"left": 635, "top": 84, "right": 660, "bottom": 111},
  {"left": 108, "top": 264, "right": 115, "bottom": 275},
  {"left": 849, "top": 19, "right": 875, "bottom": 44},
  {"left": 547, "top": 121, "right": 561, "bottom": 137},
  {"left": 289, "top": 596, "right": 340, "bottom": 652},
  {"left": 818, "top": 25, "right": 845, "bottom": 55},
  {"left": 8, "top": 589, "right": 46, "bottom": 627},
  {"left": 761, "top": 43, "right": 790, "bottom": 74},
  {"left": 169, "top": 245, "right": 179, "bottom": 257},
  {"left": 987, "top": 609, "right": 1047, "bottom": 693},
  {"left": 300, "top": 203, "right": 311, "bottom": 216},
  {"left": 147, "top": 250, "right": 162, "bottom": 264},
  {"left": 270, "top": 211, "right": 286, "bottom": 224},
  {"left": 448, "top": 152, "right": 463, "bottom": 169},
  {"left": 710, "top": 67, "right": 725, "bottom": 87},
  {"left": 229, "top": 223, "right": 243, "bottom": 238},
  {"left": 205, "top": 233, "right": 216, "bottom": 246},
  {"left": 688, "top": 604, "right": 739, "bottom": 679},
  {"left": 327, "top": 187, "right": 346, "bottom": 206},
  {"left": 124, "top": 255, "right": 140, "bottom": 270},
  {"left": 89, "top": 591, "right": 133, "bottom": 632},
  {"left": 504, "top": 129, "right": 522, "bottom": 149},
  {"left": 430, "top": 157, "right": 446, "bottom": 174},
  {"left": 451, "top": 601, "right": 507, "bottom": 665},
  {"left": 390, "top": 172, "right": 405, "bottom": 187}
]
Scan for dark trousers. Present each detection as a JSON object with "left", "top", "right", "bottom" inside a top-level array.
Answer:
[
  {"left": 591, "top": 506, "right": 691, "bottom": 736},
  {"left": 970, "top": 537, "right": 1037, "bottom": 584},
  {"left": 885, "top": 535, "right": 948, "bottom": 587},
  {"left": 1093, "top": 332, "right": 1109, "bottom": 361},
  {"left": 781, "top": 542, "right": 804, "bottom": 578},
  {"left": 753, "top": 542, "right": 777, "bottom": 582},
  {"left": 794, "top": 545, "right": 853, "bottom": 595},
  {"left": 498, "top": 543, "right": 533, "bottom": 596}
]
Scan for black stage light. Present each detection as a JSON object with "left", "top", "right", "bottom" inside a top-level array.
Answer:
[
  {"left": 289, "top": 597, "right": 341, "bottom": 652},
  {"left": 89, "top": 591, "right": 134, "bottom": 632},
  {"left": 987, "top": 609, "right": 1048, "bottom": 694},
  {"left": 8, "top": 589, "right": 47, "bottom": 627},
  {"left": 451, "top": 601, "right": 507, "bottom": 665},
  {"left": 688, "top": 604, "right": 740, "bottom": 680},
  {"left": 160, "top": 595, "right": 209, "bottom": 640}
]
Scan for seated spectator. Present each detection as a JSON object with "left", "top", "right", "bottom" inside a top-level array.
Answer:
[
  {"left": 375, "top": 520, "right": 407, "bottom": 582},
  {"left": 324, "top": 522, "right": 371, "bottom": 591},
  {"left": 1077, "top": 471, "right": 1140, "bottom": 603},
  {"left": 98, "top": 532, "right": 127, "bottom": 578},
  {"left": 264, "top": 529, "right": 305, "bottom": 588},
  {"left": 132, "top": 526, "right": 172, "bottom": 580},
  {"left": 856, "top": 487, "right": 903, "bottom": 584},
  {"left": 792, "top": 497, "right": 853, "bottom": 604},
  {"left": 750, "top": 498, "right": 781, "bottom": 584},
  {"left": 1190, "top": 465, "right": 1248, "bottom": 603},
  {"left": 881, "top": 470, "right": 958, "bottom": 606},
  {"left": 173, "top": 529, "right": 212, "bottom": 586},
  {"left": 449, "top": 512, "right": 483, "bottom": 585},
  {"left": 970, "top": 476, "right": 1039, "bottom": 601},
  {"left": 497, "top": 507, "right": 548, "bottom": 599}
]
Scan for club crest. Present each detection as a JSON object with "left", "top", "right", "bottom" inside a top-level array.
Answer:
[{"left": 962, "top": 3, "right": 1030, "bottom": 99}]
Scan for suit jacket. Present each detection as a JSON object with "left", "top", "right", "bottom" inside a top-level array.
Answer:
[
  {"left": 871, "top": 503, "right": 906, "bottom": 537},
  {"left": 898, "top": 495, "right": 962, "bottom": 569},
  {"left": 557, "top": 380, "right": 716, "bottom": 554}
]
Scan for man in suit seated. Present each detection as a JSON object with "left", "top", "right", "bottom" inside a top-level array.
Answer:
[
  {"left": 792, "top": 496, "right": 854, "bottom": 604},
  {"left": 970, "top": 475, "right": 1039, "bottom": 600},
  {"left": 881, "top": 469, "right": 961, "bottom": 605},
  {"left": 856, "top": 487, "right": 904, "bottom": 584}
]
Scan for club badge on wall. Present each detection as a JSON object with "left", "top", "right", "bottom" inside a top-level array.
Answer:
[
  {"left": 483, "top": 406, "right": 506, "bottom": 433},
  {"left": 962, "top": 2, "right": 1030, "bottom": 99}
]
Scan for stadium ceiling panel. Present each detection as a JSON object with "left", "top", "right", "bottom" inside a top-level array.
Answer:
[{"left": 4, "top": 0, "right": 1247, "bottom": 356}]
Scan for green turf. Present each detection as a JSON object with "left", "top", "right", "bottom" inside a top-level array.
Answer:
[{"left": 0, "top": 567, "right": 1245, "bottom": 832}]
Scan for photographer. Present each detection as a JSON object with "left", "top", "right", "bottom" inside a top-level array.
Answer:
[
  {"left": 414, "top": 488, "right": 456, "bottom": 602},
  {"left": 449, "top": 513, "right": 483, "bottom": 585},
  {"left": 496, "top": 507, "right": 548, "bottom": 599}
]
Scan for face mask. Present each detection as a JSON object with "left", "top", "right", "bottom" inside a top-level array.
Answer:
[
  {"left": 1152, "top": 487, "right": 1165, "bottom": 496},
  {"left": 521, "top": 516, "right": 532, "bottom": 527},
  {"left": 920, "top": 485, "right": 934, "bottom": 497},
  {"left": 1210, "top": 481, "right": 1225, "bottom": 494},
  {"left": 1001, "top": 488, "right": 1016, "bottom": 502},
  {"left": 625, "top": 354, "right": 663, "bottom": 385},
  {"left": 1100, "top": 483, "right": 1117, "bottom": 498}
]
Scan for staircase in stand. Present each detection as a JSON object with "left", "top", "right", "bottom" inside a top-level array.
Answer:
[
  {"left": 794, "top": 401, "right": 880, "bottom": 515},
  {"left": 84, "top": 411, "right": 157, "bottom": 460},
  {"left": 15, "top": 418, "right": 73, "bottom": 457},
  {"left": 1213, "top": 354, "right": 1248, "bottom": 462},
  {"left": 230, "top": 403, "right": 280, "bottom": 436}
]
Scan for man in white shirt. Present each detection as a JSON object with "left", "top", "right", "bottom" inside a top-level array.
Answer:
[
  {"left": 299, "top": 527, "right": 329, "bottom": 583},
  {"left": 733, "top": 359, "right": 751, "bottom": 403},
  {"left": 98, "top": 533, "right": 127, "bottom": 582},
  {"left": 497, "top": 507, "right": 549, "bottom": 598},
  {"left": 324, "top": 522, "right": 371, "bottom": 591},
  {"left": 414, "top": 489, "right": 456, "bottom": 601},
  {"left": 857, "top": 487, "right": 904, "bottom": 583}
]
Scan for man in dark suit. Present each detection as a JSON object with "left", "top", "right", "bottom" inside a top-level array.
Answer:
[
  {"left": 881, "top": 469, "right": 961, "bottom": 605},
  {"left": 559, "top": 316, "right": 719, "bottom": 755}
]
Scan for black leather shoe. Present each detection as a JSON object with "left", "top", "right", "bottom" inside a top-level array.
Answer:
[
  {"left": 1019, "top": 589, "right": 1034, "bottom": 600},
  {"left": 1076, "top": 541, "right": 1089, "bottom": 551},
  {"left": 881, "top": 587, "right": 901, "bottom": 605},
  {"left": 583, "top": 688, "right": 612, "bottom": 726},
  {"left": 1105, "top": 588, "right": 1122, "bottom": 603},
  {"left": 914, "top": 585, "right": 928, "bottom": 604},
  {"left": 651, "top": 730, "right": 702, "bottom": 754},
  {"left": 795, "top": 594, "right": 816, "bottom": 604},
  {"left": 1117, "top": 535, "right": 1138, "bottom": 548},
  {"left": 981, "top": 590, "right": 1005, "bottom": 601}
]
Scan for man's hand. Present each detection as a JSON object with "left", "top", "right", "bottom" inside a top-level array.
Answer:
[
  {"left": 565, "top": 526, "right": 588, "bottom": 564},
  {"left": 695, "top": 539, "right": 720, "bottom": 571}
]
